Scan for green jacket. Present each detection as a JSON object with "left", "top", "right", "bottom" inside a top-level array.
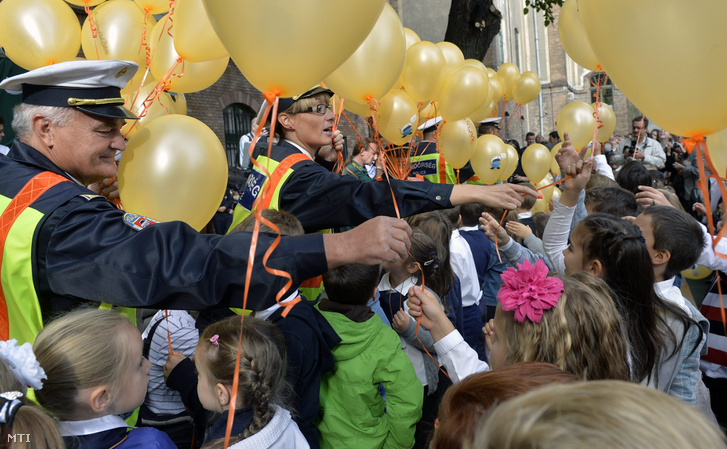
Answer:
[{"left": 317, "top": 310, "right": 423, "bottom": 449}]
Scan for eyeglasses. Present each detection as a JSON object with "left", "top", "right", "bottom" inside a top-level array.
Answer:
[{"left": 300, "top": 104, "right": 332, "bottom": 115}]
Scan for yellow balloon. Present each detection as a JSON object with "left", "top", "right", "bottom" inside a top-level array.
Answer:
[
  {"left": 419, "top": 101, "right": 439, "bottom": 121},
  {"left": 522, "top": 144, "right": 552, "bottom": 184},
  {"left": 133, "top": 0, "right": 168, "bottom": 14},
  {"left": 438, "top": 66, "right": 490, "bottom": 122},
  {"left": 81, "top": 0, "right": 156, "bottom": 71},
  {"left": 121, "top": 69, "right": 156, "bottom": 101},
  {"left": 118, "top": 115, "right": 228, "bottom": 231},
  {"left": 531, "top": 197, "right": 549, "bottom": 214},
  {"left": 579, "top": 0, "right": 727, "bottom": 137},
  {"left": 469, "top": 100, "right": 497, "bottom": 124},
  {"left": 464, "top": 59, "right": 487, "bottom": 74},
  {"left": 558, "top": 0, "right": 600, "bottom": 71},
  {"left": 513, "top": 71, "right": 541, "bottom": 105},
  {"left": 550, "top": 142, "right": 563, "bottom": 175},
  {"left": 403, "top": 27, "right": 421, "bottom": 49},
  {"left": 439, "top": 118, "right": 477, "bottom": 169},
  {"left": 343, "top": 98, "right": 373, "bottom": 118},
  {"left": 173, "top": 0, "right": 229, "bottom": 63},
  {"left": 534, "top": 173, "right": 555, "bottom": 204},
  {"left": 0, "top": 0, "right": 81, "bottom": 70},
  {"left": 66, "top": 0, "right": 106, "bottom": 5},
  {"left": 149, "top": 16, "right": 229, "bottom": 93},
  {"left": 706, "top": 127, "right": 727, "bottom": 178},
  {"left": 471, "top": 135, "right": 508, "bottom": 185},
  {"left": 374, "top": 89, "right": 420, "bottom": 145},
  {"left": 324, "top": 4, "right": 405, "bottom": 105},
  {"left": 202, "top": 0, "right": 385, "bottom": 97},
  {"left": 500, "top": 144, "right": 519, "bottom": 181},
  {"left": 496, "top": 62, "right": 520, "bottom": 102},
  {"left": 592, "top": 102, "right": 616, "bottom": 143},
  {"left": 556, "top": 101, "right": 596, "bottom": 150},
  {"left": 486, "top": 67, "right": 497, "bottom": 79},
  {"left": 436, "top": 41, "right": 465, "bottom": 75},
  {"left": 489, "top": 77, "right": 503, "bottom": 105},
  {"left": 681, "top": 264, "right": 713, "bottom": 280},
  {"left": 402, "top": 41, "right": 447, "bottom": 103},
  {"left": 122, "top": 83, "right": 187, "bottom": 138}
]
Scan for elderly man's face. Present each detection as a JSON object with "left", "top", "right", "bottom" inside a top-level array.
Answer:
[{"left": 50, "top": 110, "right": 126, "bottom": 185}]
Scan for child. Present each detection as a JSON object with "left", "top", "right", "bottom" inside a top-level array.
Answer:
[
  {"left": 317, "top": 264, "right": 423, "bottom": 449},
  {"left": 430, "top": 362, "right": 579, "bottom": 449},
  {"left": 233, "top": 209, "right": 341, "bottom": 449},
  {"left": 0, "top": 340, "right": 63, "bottom": 449},
  {"left": 632, "top": 206, "right": 709, "bottom": 405},
  {"left": 407, "top": 262, "right": 630, "bottom": 383},
  {"left": 33, "top": 309, "right": 176, "bottom": 449},
  {"left": 564, "top": 214, "right": 705, "bottom": 401},
  {"left": 377, "top": 229, "right": 448, "bottom": 448},
  {"left": 475, "top": 381, "right": 727, "bottom": 449},
  {"left": 194, "top": 315, "right": 307, "bottom": 448},
  {"left": 139, "top": 310, "right": 200, "bottom": 448}
]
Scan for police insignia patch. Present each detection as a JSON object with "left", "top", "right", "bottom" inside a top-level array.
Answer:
[
  {"left": 79, "top": 194, "right": 102, "bottom": 201},
  {"left": 123, "top": 213, "right": 160, "bottom": 231}
]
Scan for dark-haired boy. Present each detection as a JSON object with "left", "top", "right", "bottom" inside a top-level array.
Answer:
[
  {"left": 317, "top": 264, "right": 423, "bottom": 449},
  {"left": 633, "top": 206, "right": 709, "bottom": 406}
]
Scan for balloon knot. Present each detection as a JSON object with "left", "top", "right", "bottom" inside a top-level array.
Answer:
[
  {"left": 365, "top": 95, "right": 374, "bottom": 104},
  {"left": 263, "top": 90, "right": 281, "bottom": 104}
]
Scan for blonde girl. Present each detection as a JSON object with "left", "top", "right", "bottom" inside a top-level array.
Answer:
[
  {"left": 33, "top": 309, "right": 173, "bottom": 449},
  {"left": 194, "top": 316, "right": 306, "bottom": 449}
]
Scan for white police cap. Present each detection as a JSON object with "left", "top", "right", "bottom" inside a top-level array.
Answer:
[{"left": 0, "top": 60, "right": 140, "bottom": 120}]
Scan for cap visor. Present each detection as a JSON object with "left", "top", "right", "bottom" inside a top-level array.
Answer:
[{"left": 76, "top": 105, "right": 139, "bottom": 120}]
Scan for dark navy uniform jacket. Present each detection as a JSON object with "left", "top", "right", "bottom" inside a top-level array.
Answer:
[
  {"left": 245, "top": 141, "right": 455, "bottom": 233},
  {"left": 0, "top": 141, "right": 328, "bottom": 318}
]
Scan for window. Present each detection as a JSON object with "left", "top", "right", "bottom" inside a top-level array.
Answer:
[
  {"left": 589, "top": 73, "right": 613, "bottom": 106},
  {"left": 223, "top": 103, "right": 255, "bottom": 167}
]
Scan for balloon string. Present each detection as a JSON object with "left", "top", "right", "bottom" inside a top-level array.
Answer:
[
  {"left": 164, "top": 309, "right": 173, "bottom": 355},
  {"left": 84, "top": 1, "right": 101, "bottom": 61},
  {"left": 692, "top": 139, "right": 727, "bottom": 259},
  {"left": 138, "top": 10, "right": 151, "bottom": 66},
  {"left": 340, "top": 111, "right": 364, "bottom": 146}
]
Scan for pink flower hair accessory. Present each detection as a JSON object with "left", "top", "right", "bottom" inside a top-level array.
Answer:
[
  {"left": 497, "top": 259, "right": 563, "bottom": 324},
  {"left": 209, "top": 335, "right": 220, "bottom": 346}
]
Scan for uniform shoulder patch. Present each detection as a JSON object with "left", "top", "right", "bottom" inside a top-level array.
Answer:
[
  {"left": 79, "top": 194, "right": 103, "bottom": 201},
  {"left": 123, "top": 213, "right": 160, "bottom": 231}
]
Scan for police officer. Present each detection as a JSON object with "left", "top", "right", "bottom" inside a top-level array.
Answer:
[
  {"left": 229, "top": 87, "right": 537, "bottom": 233},
  {"left": 0, "top": 60, "right": 411, "bottom": 344}
]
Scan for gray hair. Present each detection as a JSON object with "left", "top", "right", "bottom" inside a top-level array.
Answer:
[{"left": 12, "top": 104, "right": 76, "bottom": 141}]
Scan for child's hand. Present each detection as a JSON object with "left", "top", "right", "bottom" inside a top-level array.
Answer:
[
  {"left": 406, "top": 286, "right": 454, "bottom": 342},
  {"left": 692, "top": 202, "right": 707, "bottom": 216},
  {"left": 392, "top": 309, "right": 410, "bottom": 333},
  {"left": 164, "top": 350, "right": 187, "bottom": 381},
  {"left": 505, "top": 221, "right": 532, "bottom": 239},
  {"left": 483, "top": 319, "right": 496, "bottom": 351},
  {"left": 480, "top": 212, "right": 511, "bottom": 246}
]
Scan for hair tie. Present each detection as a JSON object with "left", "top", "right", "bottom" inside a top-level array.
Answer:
[
  {"left": 0, "top": 339, "right": 46, "bottom": 391},
  {"left": 209, "top": 335, "right": 220, "bottom": 346},
  {"left": 0, "top": 392, "right": 24, "bottom": 426},
  {"left": 497, "top": 259, "right": 564, "bottom": 324},
  {"left": 422, "top": 251, "right": 439, "bottom": 269}
]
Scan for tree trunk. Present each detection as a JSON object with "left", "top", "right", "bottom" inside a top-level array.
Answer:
[{"left": 444, "top": 0, "right": 502, "bottom": 61}]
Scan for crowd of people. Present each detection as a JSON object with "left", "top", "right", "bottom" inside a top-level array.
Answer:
[{"left": 1, "top": 59, "right": 727, "bottom": 449}]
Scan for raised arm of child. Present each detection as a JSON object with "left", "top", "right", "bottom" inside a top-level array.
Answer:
[
  {"left": 481, "top": 213, "right": 553, "bottom": 270},
  {"left": 407, "top": 286, "right": 490, "bottom": 383}
]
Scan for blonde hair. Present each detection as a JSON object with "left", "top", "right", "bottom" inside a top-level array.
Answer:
[
  {"left": 197, "top": 316, "right": 288, "bottom": 447},
  {"left": 0, "top": 359, "right": 64, "bottom": 449},
  {"left": 499, "top": 273, "right": 630, "bottom": 381},
  {"left": 471, "top": 380, "right": 727, "bottom": 449},
  {"left": 33, "top": 309, "right": 135, "bottom": 420},
  {"left": 275, "top": 92, "right": 331, "bottom": 137}
]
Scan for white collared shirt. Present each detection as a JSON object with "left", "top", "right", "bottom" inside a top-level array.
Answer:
[{"left": 58, "top": 415, "right": 128, "bottom": 437}]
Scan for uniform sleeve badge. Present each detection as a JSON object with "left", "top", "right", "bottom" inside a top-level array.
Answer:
[{"left": 123, "top": 213, "right": 160, "bottom": 231}]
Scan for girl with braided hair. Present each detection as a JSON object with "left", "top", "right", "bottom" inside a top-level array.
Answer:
[
  {"left": 195, "top": 316, "right": 306, "bottom": 449},
  {"left": 563, "top": 214, "right": 703, "bottom": 389}
]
